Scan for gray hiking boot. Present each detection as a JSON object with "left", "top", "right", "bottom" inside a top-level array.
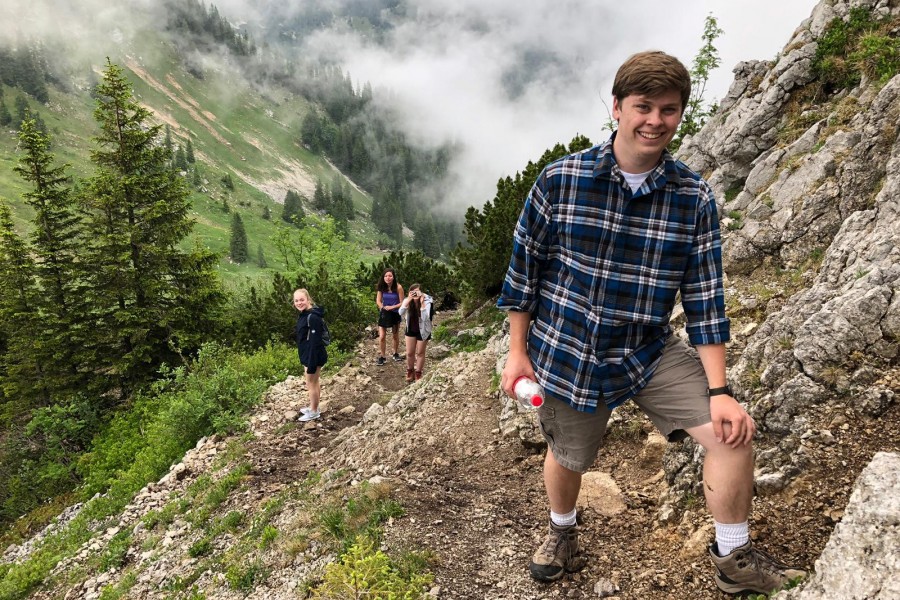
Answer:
[
  {"left": 529, "top": 521, "right": 587, "bottom": 582},
  {"left": 709, "top": 541, "right": 807, "bottom": 595}
]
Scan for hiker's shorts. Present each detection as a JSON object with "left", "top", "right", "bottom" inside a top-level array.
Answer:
[
  {"left": 378, "top": 309, "right": 401, "bottom": 328},
  {"left": 537, "top": 335, "right": 711, "bottom": 473}
]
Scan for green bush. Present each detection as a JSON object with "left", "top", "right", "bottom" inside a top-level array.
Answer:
[
  {"left": 852, "top": 32, "right": 900, "bottom": 83},
  {"left": 225, "top": 560, "right": 265, "bottom": 592},
  {"left": 79, "top": 342, "right": 297, "bottom": 498},
  {"left": 312, "top": 536, "right": 433, "bottom": 600},
  {"left": 813, "top": 8, "right": 900, "bottom": 92},
  {"left": 188, "top": 538, "right": 212, "bottom": 558}
]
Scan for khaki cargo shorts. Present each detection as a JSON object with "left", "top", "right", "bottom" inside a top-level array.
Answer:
[{"left": 537, "top": 335, "right": 711, "bottom": 473}]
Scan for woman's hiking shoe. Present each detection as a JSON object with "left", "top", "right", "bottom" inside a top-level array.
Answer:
[
  {"left": 298, "top": 410, "right": 320, "bottom": 422},
  {"left": 406, "top": 369, "right": 415, "bottom": 382},
  {"left": 709, "top": 541, "right": 807, "bottom": 595},
  {"left": 376, "top": 356, "right": 386, "bottom": 366},
  {"left": 392, "top": 353, "right": 403, "bottom": 362},
  {"left": 529, "top": 522, "right": 587, "bottom": 582},
  {"left": 415, "top": 370, "right": 423, "bottom": 380}
]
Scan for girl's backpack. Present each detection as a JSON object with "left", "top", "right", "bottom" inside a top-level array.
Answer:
[{"left": 307, "top": 317, "right": 332, "bottom": 346}]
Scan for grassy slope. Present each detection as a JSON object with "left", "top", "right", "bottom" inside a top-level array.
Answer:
[{"left": 0, "top": 42, "right": 395, "bottom": 288}]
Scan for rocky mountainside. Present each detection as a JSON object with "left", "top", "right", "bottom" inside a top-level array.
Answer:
[
  {"left": 3, "top": 0, "right": 899, "bottom": 598},
  {"left": 674, "top": 0, "right": 900, "bottom": 504}
]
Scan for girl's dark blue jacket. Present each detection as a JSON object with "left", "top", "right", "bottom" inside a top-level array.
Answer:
[{"left": 295, "top": 306, "right": 328, "bottom": 370}]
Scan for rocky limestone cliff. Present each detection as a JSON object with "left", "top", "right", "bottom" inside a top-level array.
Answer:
[{"left": 668, "top": 0, "right": 900, "bottom": 502}]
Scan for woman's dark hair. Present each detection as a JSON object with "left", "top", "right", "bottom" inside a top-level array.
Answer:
[{"left": 377, "top": 268, "right": 398, "bottom": 293}]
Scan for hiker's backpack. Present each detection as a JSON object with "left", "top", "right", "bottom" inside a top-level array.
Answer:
[{"left": 307, "top": 316, "right": 332, "bottom": 346}]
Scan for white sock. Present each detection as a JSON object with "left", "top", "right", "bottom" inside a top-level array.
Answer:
[
  {"left": 714, "top": 520, "right": 749, "bottom": 556},
  {"left": 550, "top": 508, "right": 577, "bottom": 527}
]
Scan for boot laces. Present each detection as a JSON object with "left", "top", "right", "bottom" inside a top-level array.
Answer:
[
  {"left": 538, "top": 527, "right": 573, "bottom": 561},
  {"left": 738, "top": 546, "right": 785, "bottom": 578}
]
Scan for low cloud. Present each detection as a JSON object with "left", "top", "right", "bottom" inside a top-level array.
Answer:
[{"left": 5, "top": 0, "right": 819, "bottom": 215}]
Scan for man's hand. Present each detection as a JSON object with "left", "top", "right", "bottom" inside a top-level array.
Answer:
[
  {"left": 710, "top": 394, "right": 755, "bottom": 447},
  {"left": 501, "top": 350, "right": 535, "bottom": 399}
]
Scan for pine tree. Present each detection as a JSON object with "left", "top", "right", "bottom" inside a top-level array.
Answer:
[
  {"left": 13, "top": 94, "right": 28, "bottom": 129},
  {"left": 256, "top": 243, "right": 267, "bottom": 268},
  {"left": 13, "top": 118, "right": 87, "bottom": 395},
  {"left": 330, "top": 174, "right": 345, "bottom": 219},
  {"left": 0, "top": 203, "right": 48, "bottom": 406},
  {"left": 32, "top": 112, "right": 47, "bottom": 136},
  {"left": 313, "top": 178, "right": 329, "bottom": 212},
  {"left": 414, "top": 215, "right": 441, "bottom": 259},
  {"left": 343, "top": 181, "right": 355, "bottom": 220},
  {"left": 0, "top": 99, "right": 10, "bottom": 127},
  {"left": 80, "top": 60, "right": 223, "bottom": 396},
  {"left": 262, "top": 205, "right": 271, "bottom": 220},
  {"left": 13, "top": 46, "right": 49, "bottom": 103},
  {"left": 229, "top": 212, "right": 248, "bottom": 263},
  {"left": 282, "top": 189, "right": 304, "bottom": 225},
  {"left": 164, "top": 124, "right": 173, "bottom": 157},
  {"left": 185, "top": 138, "right": 195, "bottom": 163},
  {"left": 174, "top": 145, "right": 188, "bottom": 171}
]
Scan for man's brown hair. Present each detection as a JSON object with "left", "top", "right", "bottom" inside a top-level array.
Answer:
[{"left": 612, "top": 50, "right": 691, "bottom": 112}]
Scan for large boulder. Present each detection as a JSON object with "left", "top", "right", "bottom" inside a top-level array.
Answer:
[{"left": 775, "top": 452, "right": 900, "bottom": 599}]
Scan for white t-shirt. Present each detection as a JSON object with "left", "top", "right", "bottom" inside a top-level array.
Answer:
[{"left": 621, "top": 169, "right": 653, "bottom": 193}]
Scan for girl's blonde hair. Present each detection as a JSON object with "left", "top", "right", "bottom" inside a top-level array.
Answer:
[{"left": 293, "top": 288, "right": 315, "bottom": 306}]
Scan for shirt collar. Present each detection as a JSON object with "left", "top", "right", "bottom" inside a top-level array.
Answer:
[{"left": 593, "top": 132, "right": 681, "bottom": 190}]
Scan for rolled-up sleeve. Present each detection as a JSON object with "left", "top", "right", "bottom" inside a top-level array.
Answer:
[
  {"left": 497, "top": 170, "right": 552, "bottom": 314},
  {"left": 681, "top": 186, "right": 730, "bottom": 346}
]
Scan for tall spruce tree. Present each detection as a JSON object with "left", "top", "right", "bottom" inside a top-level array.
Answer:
[
  {"left": 0, "top": 99, "right": 10, "bottom": 127},
  {"left": 282, "top": 189, "right": 305, "bottom": 225},
  {"left": 185, "top": 138, "right": 195, "bottom": 163},
  {"left": 174, "top": 145, "right": 188, "bottom": 171},
  {"left": 313, "top": 178, "right": 329, "bottom": 212},
  {"left": 229, "top": 212, "right": 248, "bottom": 263},
  {"left": 0, "top": 203, "right": 48, "bottom": 407},
  {"left": 256, "top": 243, "right": 267, "bottom": 268},
  {"left": 13, "top": 118, "right": 87, "bottom": 395},
  {"left": 80, "top": 60, "right": 223, "bottom": 396}
]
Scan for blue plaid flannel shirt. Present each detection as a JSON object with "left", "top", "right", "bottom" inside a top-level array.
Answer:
[{"left": 498, "top": 137, "right": 730, "bottom": 412}]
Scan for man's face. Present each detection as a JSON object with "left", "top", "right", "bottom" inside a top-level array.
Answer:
[{"left": 612, "top": 90, "right": 683, "bottom": 172}]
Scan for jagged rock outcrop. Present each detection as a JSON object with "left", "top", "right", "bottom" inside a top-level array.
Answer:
[
  {"left": 774, "top": 451, "right": 900, "bottom": 599},
  {"left": 662, "top": 0, "right": 900, "bottom": 504}
]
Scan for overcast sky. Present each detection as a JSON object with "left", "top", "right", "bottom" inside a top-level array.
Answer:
[
  {"left": 284, "top": 0, "right": 821, "bottom": 212},
  {"left": 7, "top": 0, "right": 821, "bottom": 213}
]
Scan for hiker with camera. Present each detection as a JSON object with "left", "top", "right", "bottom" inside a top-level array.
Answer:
[{"left": 399, "top": 284, "right": 434, "bottom": 382}]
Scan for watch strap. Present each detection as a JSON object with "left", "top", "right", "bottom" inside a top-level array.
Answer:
[{"left": 707, "top": 385, "right": 733, "bottom": 397}]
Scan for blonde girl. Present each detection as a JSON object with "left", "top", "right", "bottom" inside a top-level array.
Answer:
[{"left": 293, "top": 288, "right": 328, "bottom": 421}]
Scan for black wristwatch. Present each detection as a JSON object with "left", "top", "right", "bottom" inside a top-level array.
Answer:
[{"left": 707, "top": 385, "right": 733, "bottom": 398}]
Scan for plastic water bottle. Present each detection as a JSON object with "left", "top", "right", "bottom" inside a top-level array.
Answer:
[{"left": 513, "top": 376, "right": 544, "bottom": 409}]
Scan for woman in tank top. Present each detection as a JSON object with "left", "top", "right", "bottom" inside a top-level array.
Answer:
[{"left": 375, "top": 268, "right": 405, "bottom": 366}]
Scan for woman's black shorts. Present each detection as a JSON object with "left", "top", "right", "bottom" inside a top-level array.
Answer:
[{"left": 378, "top": 309, "right": 401, "bottom": 328}]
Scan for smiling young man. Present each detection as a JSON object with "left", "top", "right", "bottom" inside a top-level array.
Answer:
[{"left": 498, "top": 51, "right": 806, "bottom": 595}]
